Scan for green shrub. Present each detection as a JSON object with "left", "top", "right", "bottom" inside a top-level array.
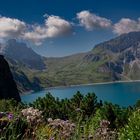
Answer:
[
  {"left": 0, "top": 115, "right": 28, "bottom": 140},
  {"left": 72, "top": 109, "right": 102, "bottom": 139},
  {"left": 100, "top": 102, "right": 131, "bottom": 129},
  {"left": 31, "top": 91, "right": 99, "bottom": 121},
  {"left": 118, "top": 109, "right": 140, "bottom": 140},
  {"left": 0, "top": 99, "right": 24, "bottom": 114},
  {"left": 0, "top": 92, "right": 139, "bottom": 139}
]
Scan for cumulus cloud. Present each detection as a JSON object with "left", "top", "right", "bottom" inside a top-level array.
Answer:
[
  {"left": 0, "top": 16, "right": 26, "bottom": 39},
  {"left": 113, "top": 18, "right": 140, "bottom": 35},
  {"left": 24, "top": 15, "right": 72, "bottom": 45},
  {"left": 45, "top": 16, "right": 72, "bottom": 37},
  {"left": 77, "top": 10, "right": 112, "bottom": 31},
  {"left": 0, "top": 15, "right": 72, "bottom": 45},
  {"left": 1, "top": 12, "right": 140, "bottom": 46},
  {"left": 24, "top": 25, "right": 47, "bottom": 45},
  {"left": 77, "top": 11, "right": 140, "bottom": 35}
]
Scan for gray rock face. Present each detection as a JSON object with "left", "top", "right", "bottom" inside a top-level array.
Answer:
[
  {"left": 82, "top": 31, "right": 140, "bottom": 80},
  {"left": 2, "top": 39, "right": 46, "bottom": 70},
  {"left": 94, "top": 31, "right": 140, "bottom": 53},
  {"left": 0, "top": 55, "right": 21, "bottom": 101}
]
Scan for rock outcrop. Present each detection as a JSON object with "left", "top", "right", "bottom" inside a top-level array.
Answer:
[
  {"left": 2, "top": 39, "right": 46, "bottom": 70},
  {"left": 0, "top": 55, "right": 21, "bottom": 101}
]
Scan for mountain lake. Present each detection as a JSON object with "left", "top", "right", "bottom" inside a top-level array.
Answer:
[{"left": 21, "top": 81, "right": 140, "bottom": 107}]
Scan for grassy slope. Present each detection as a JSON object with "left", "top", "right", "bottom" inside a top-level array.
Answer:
[
  {"left": 32, "top": 49, "right": 115, "bottom": 87},
  {"left": 11, "top": 47, "right": 139, "bottom": 91},
  {"left": 9, "top": 32, "right": 140, "bottom": 90}
]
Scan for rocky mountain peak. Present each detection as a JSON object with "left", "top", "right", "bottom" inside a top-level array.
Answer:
[{"left": 1, "top": 39, "right": 46, "bottom": 70}]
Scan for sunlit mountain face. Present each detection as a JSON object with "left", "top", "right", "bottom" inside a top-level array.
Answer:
[
  {"left": 1, "top": 31, "right": 140, "bottom": 93},
  {"left": 0, "top": 0, "right": 140, "bottom": 93}
]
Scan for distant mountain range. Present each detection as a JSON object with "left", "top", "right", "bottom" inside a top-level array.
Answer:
[
  {"left": 44, "top": 31, "right": 140, "bottom": 86},
  {"left": 1, "top": 39, "right": 46, "bottom": 70},
  {"left": 1, "top": 31, "right": 140, "bottom": 93},
  {"left": 0, "top": 39, "right": 45, "bottom": 92}
]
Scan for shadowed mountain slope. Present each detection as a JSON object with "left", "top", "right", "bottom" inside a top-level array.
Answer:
[{"left": 0, "top": 55, "right": 21, "bottom": 101}]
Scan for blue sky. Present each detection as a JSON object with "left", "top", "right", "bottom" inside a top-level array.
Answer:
[{"left": 0, "top": 0, "right": 140, "bottom": 57}]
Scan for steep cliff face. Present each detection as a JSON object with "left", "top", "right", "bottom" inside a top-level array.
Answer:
[
  {"left": 2, "top": 39, "right": 46, "bottom": 70},
  {"left": 44, "top": 31, "right": 140, "bottom": 85},
  {"left": 0, "top": 55, "right": 21, "bottom": 101},
  {"left": 0, "top": 32, "right": 140, "bottom": 91}
]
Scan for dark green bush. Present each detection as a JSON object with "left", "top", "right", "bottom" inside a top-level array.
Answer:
[
  {"left": 0, "top": 92, "right": 139, "bottom": 139},
  {"left": 31, "top": 91, "right": 99, "bottom": 121}
]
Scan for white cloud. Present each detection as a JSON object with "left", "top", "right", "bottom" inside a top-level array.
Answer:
[
  {"left": 24, "top": 15, "right": 72, "bottom": 45},
  {"left": 45, "top": 16, "right": 72, "bottom": 37},
  {"left": 113, "top": 18, "right": 140, "bottom": 35},
  {"left": 1, "top": 12, "right": 140, "bottom": 46},
  {"left": 0, "top": 15, "right": 72, "bottom": 45},
  {"left": 77, "top": 10, "right": 140, "bottom": 35},
  {"left": 0, "top": 17, "right": 26, "bottom": 38},
  {"left": 77, "top": 10, "right": 112, "bottom": 31},
  {"left": 24, "top": 25, "right": 47, "bottom": 45}
]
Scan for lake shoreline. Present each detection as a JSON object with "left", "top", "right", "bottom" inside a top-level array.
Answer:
[
  {"left": 21, "top": 80, "right": 140, "bottom": 106},
  {"left": 21, "top": 79, "right": 140, "bottom": 96},
  {"left": 44, "top": 80, "right": 140, "bottom": 90}
]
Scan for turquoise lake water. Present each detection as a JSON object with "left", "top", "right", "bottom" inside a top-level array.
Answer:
[{"left": 21, "top": 82, "right": 140, "bottom": 107}]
